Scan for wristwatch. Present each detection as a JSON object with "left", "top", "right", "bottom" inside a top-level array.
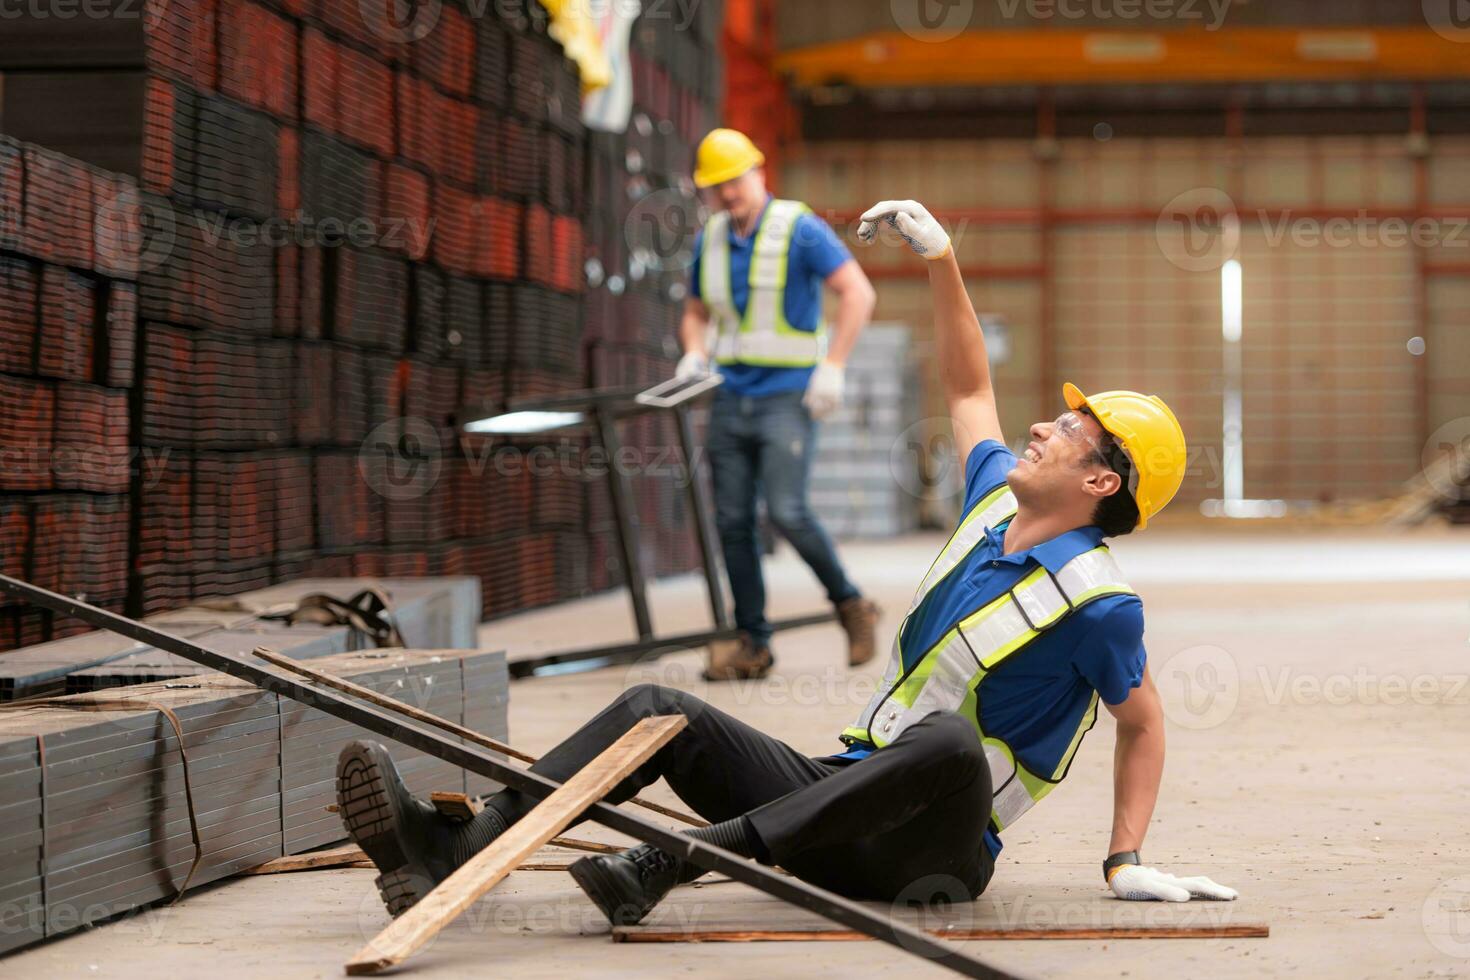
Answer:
[{"left": 1103, "top": 850, "right": 1141, "bottom": 883}]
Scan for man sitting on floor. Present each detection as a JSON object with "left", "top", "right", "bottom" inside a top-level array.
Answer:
[{"left": 335, "top": 200, "right": 1237, "bottom": 924}]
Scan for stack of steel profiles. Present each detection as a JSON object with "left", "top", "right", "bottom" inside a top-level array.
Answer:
[
  {"left": 0, "top": 623, "right": 219, "bottom": 703},
  {"left": 0, "top": 256, "right": 39, "bottom": 375},
  {"left": 39, "top": 686, "right": 285, "bottom": 935},
  {"left": 0, "top": 576, "right": 479, "bottom": 701},
  {"left": 36, "top": 266, "right": 96, "bottom": 384},
  {"left": 0, "top": 647, "right": 508, "bottom": 954},
  {"left": 280, "top": 649, "right": 482, "bottom": 852},
  {"left": 0, "top": 731, "right": 44, "bottom": 954},
  {"left": 65, "top": 625, "right": 352, "bottom": 692},
  {"left": 334, "top": 249, "right": 409, "bottom": 354}
]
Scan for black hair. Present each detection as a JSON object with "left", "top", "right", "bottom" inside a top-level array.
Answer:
[{"left": 1086, "top": 421, "right": 1140, "bottom": 537}]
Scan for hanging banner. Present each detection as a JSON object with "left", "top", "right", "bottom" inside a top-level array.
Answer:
[
  {"left": 574, "top": 0, "right": 640, "bottom": 132},
  {"left": 537, "top": 0, "right": 615, "bottom": 92}
]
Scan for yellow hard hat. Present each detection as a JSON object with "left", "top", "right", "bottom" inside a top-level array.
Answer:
[
  {"left": 1063, "top": 382, "right": 1187, "bottom": 530},
  {"left": 694, "top": 128, "right": 765, "bottom": 189}
]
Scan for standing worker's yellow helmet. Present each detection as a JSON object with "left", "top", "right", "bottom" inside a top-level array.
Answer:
[
  {"left": 694, "top": 129, "right": 766, "bottom": 188},
  {"left": 1063, "top": 383, "right": 1188, "bottom": 530}
]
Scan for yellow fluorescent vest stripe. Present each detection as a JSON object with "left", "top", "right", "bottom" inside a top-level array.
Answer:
[
  {"left": 843, "top": 481, "right": 1135, "bottom": 835},
  {"left": 699, "top": 199, "right": 826, "bottom": 368}
]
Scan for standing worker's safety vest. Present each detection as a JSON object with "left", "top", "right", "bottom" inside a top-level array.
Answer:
[
  {"left": 699, "top": 199, "right": 826, "bottom": 367},
  {"left": 841, "top": 483, "right": 1136, "bottom": 834}
]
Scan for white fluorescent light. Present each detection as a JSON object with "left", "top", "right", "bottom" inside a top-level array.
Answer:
[
  {"left": 464, "top": 411, "right": 585, "bottom": 435},
  {"left": 1221, "top": 259, "right": 1242, "bottom": 343}
]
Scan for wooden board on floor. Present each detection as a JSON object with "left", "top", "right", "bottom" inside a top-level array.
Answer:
[{"left": 344, "top": 715, "right": 688, "bottom": 975}]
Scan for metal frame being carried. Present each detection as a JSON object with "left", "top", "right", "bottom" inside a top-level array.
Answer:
[
  {"left": 0, "top": 574, "right": 1015, "bottom": 979},
  {"left": 457, "top": 377, "right": 836, "bottom": 679}
]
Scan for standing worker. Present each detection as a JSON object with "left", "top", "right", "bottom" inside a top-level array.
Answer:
[{"left": 676, "top": 128, "right": 882, "bottom": 680}]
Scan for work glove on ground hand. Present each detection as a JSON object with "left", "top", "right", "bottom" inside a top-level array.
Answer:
[
  {"left": 1109, "top": 864, "right": 1239, "bottom": 902},
  {"left": 856, "top": 200, "right": 951, "bottom": 260},
  {"left": 675, "top": 351, "right": 710, "bottom": 380},
  {"left": 802, "top": 360, "right": 845, "bottom": 420}
]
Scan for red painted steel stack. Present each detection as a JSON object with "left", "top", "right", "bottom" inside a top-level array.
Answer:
[
  {"left": 2, "top": 0, "right": 722, "bottom": 651},
  {"left": 0, "top": 141, "right": 138, "bottom": 649}
]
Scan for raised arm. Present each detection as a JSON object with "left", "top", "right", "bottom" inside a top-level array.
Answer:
[{"left": 857, "top": 201, "right": 1003, "bottom": 465}]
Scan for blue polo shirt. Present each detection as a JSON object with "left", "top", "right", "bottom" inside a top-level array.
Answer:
[
  {"left": 842, "top": 439, "right": 1147, "bottom": 860},
  {"left": 689, "top": 197, "right": 852, "bottom": 398}
]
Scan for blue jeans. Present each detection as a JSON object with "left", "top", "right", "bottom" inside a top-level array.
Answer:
[{"left": 705, "top": 389, "right": 860, "bottom": 648}]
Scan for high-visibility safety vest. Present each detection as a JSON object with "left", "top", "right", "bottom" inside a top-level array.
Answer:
[
  {"left": 841, "top": 482, "right": 1136, "bottom": 834},
  {"left": 699, "top": 199, "right": 826, "bottom": 368}
]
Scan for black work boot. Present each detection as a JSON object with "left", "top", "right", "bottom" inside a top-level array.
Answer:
[
  {"left": 335, "top": 740, "right": 507, "bottom": 917},
  {"left": 568, "top": 843, "right": 686, "bottom": 926}
]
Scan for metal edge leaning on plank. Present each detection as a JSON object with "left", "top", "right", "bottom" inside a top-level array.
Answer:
[
  {"left": 0, "top": 574, "right": 1022, "bottom": 980},
  {"left": 344, "top": 715, "right": 688, "bottom": 975}
]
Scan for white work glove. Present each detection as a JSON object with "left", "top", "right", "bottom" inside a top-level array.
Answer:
[
  {"left": 675, "top": 351, "right": 709, "bottom": 380},
  {"left": 856, "top": 200, "right": 951, "bottom": 260},
  {"left": 802, "top": 360, "right": 845, "bottom": 421},
  {"left": 1109, "top": 864, "right": 1239, "bottom": 903}
]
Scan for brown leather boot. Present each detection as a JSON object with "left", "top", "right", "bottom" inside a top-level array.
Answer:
[
  {"left": 837, "top": 597, "right": 881, "bottom": 667},
  {"left": 703, "top": 635, "right": 774, "bottom": 681}
]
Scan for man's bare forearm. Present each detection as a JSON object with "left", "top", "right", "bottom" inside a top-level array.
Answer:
[
  {"left": 679, "top": 298, "right": 710, "bottom": 358},
  {"left": 824, "top": 262, "right": 876, "bottom": 367},
  {"left": 927, "top": 252, "right": 994, "bottom": 402},
  {"left": 1110, "top": 719, "right": 1164, "bottom": 854}
]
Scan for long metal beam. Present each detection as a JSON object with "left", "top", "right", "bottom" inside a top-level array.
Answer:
[{"left": 0, "top": 574, "right": 1017, "bottom": 980}]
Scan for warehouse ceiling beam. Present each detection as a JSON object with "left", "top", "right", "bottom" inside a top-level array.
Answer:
[{"left": 775, "top": 27, "right": 1470, "bottom": 88}]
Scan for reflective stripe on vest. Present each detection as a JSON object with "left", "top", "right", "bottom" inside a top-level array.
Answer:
[
  {"left": 699, "top": 199, "right": 826, "bottom": 368},
  {"left": 841, "top": 484, "right": 1134, "bottom": 833}
]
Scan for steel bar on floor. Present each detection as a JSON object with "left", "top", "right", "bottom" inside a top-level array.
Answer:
[
  {"left": 506, "top": 611, "right": 836, "bottom": 678},
  {"left": 0, "top": 574, "right": 1016, "bottom": 980}
]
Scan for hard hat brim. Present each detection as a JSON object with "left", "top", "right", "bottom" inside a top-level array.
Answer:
[{"left": 693, "top": 159, "right": 762, "bottom": 189}]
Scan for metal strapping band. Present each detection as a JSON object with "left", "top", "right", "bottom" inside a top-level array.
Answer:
[{"left": 1, "top": 696, "right": 207, "bottom": 906}]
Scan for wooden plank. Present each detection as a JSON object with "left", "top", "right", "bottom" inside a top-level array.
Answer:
[
  {"left": 429, "top": 791, "right": 482, "bottom": 821},
  {"left": 613, "top": 923, "right": 1271, "bottom": 943},
  {"left": 344, "top": 715, "right": 688, "bottom": 976},
  {"left": 242, "top": 845, "right": 367, "bottom": 875}
]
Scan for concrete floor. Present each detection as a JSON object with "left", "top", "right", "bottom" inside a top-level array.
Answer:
[{"left": 8, "top": 525, "right": 1470, "bottom": 979}]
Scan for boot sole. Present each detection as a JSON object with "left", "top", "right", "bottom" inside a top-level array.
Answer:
[
  {"left": 567, "top": 856, "right": 650, "bottom": 927},
  {"left": 335, "top": 743, "right": 433, "bottom": 918}
]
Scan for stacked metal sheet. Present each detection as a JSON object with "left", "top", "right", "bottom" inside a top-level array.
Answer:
[
  {"left": 0, "top": 647, "right": 508, "bottom": 956},
  {"left": 809, "top": 325, "right": 925, "bottom": 539},
  {"left": 0, "top": 576, "right": 481, "bottom": 701},
  {"left": 66, "top": 625, "right": 351, "bottom": 692}
]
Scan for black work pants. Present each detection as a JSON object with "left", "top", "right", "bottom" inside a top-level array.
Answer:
[{"left": 485, "top": 683, "right": 995, "bottom": 901}]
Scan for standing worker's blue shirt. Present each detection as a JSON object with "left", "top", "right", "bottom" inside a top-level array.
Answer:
[
  {"left": 690, "top": 197, "right": 852, "bottom": 398},
  {"left": 841, "top": 440, "right": 1148, "bottom": 861}
]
